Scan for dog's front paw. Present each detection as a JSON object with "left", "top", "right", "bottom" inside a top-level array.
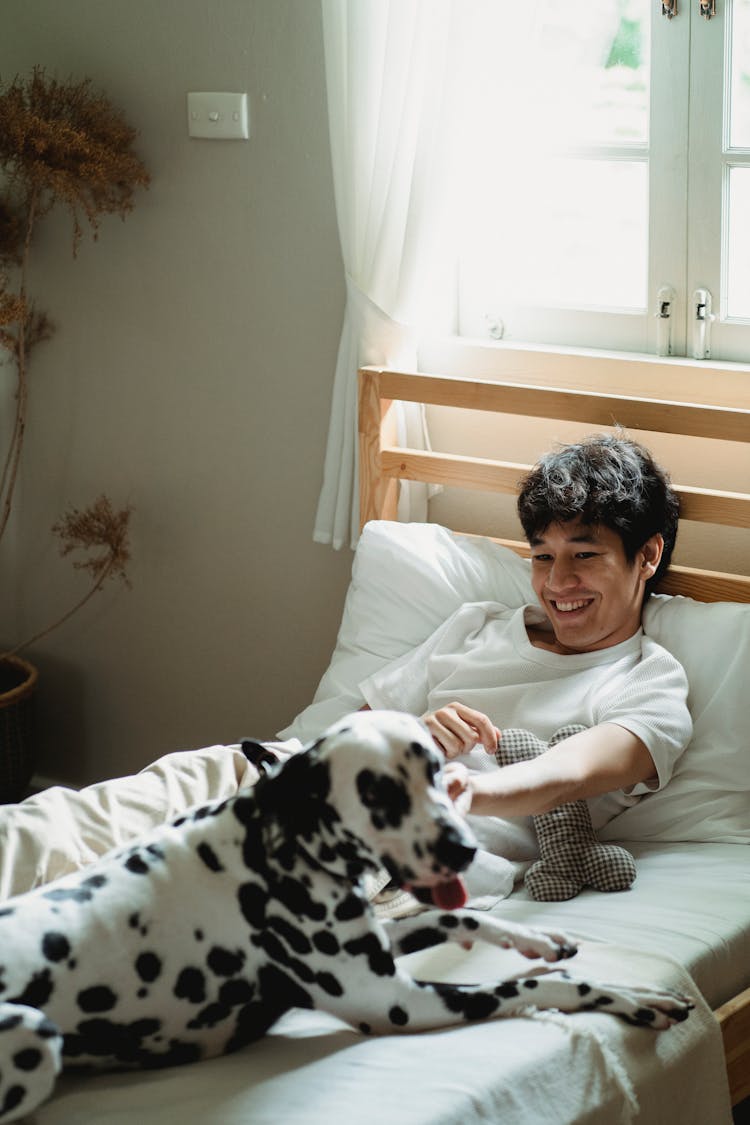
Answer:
[
  {"left": 580, "top": 983, "right": 694, "bottom": 1029},
  {"left": 477, "top": 916, "right": 578, "bottom": 962},
  {"left": 519, "top": 974, "right": 694, "bottom": 1028},
  {"left": 510, "top": 925, "right": 578, "bottom": 963}
]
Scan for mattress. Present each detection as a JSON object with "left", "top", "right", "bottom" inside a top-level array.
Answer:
[
  {"left": 485, "top": 840, "right": 750, "bottom": 1010},
  {"left": 28, "top": 840, "right": 741, "bottom": 1125}
]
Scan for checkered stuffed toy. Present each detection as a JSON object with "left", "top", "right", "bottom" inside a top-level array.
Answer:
[{"left": 495, "top": 725, "right": 636, "bottom": 902}]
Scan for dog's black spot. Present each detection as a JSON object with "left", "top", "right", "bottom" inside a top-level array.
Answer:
[
  {"left": 497, "top": 982, "right": 521, "bottom": 998},
  {"left": 0, "top": 1014, "right": 23, "bottom": 1032},
  {"left": 0, "top": 907, "right": 15, "bottom": 918},
  {"left": 207, "top": 946, "right": 245, "bottom": 978},
  {"left": 576, "top": 983, "right": 592, "bottom": 996},
  {"left": 334, "top": 893, "right": 366, "bottom": 922},
  {"left": 10, "top": 969, "right": 54, "bottom": 1009},
  {"left": 251, "top": 930, "right": 316, "bottom": 985},
  {"left": 63, "top": 1017, "right": 166, "bottom": 1065},
  {"left": 438, "top": 915, "right": 459, "bottom": 929},
  {"left": 460, "top": 992, "right": 500, "bottom": 1020},
  {"left": 343, "top": 934, "right": 394, "bottom": 977},
  {"left": 197, "top": 842, "right": 224, "bottom": 872},
  {"left": 388, "top": 1005, "right": 409, "bottom": 1026},
  {"left": 431, "top": 828, "right": 476, "bottom": 874},
  {"left": 398, "top": 927, "right": 448, "bottom": 955},
  {"left": 13, "top": 1047, "right": 43, "bottom": 1071},
  {"left": 359, "top": 1021, "right": 372, "bottom": 1034},
  {"left": 174, "top": 967, "right": 206, "bottom": 1004},
  {"left": 41, "top": 931, "right": 71, "bottom": 963},
  {"left": 272, "top": 875, "right": 327, "bottom": 922},
  {"left": 356, "top": 769, "right": 412, "bottom": 830},
  {"left": 433, "top": 984, "right": 500, "bottom": 1021},
  {"left": 1, "top": 1086, "right": 25, "bottom": 1117},
  {"left": 312, "top": 930, "right": 340, "bottom": 956},
  {"left": 135, "top": 953, "right": 162, "bottom": 983},
  {"left": 316, "top": 971, "right": 344, "bottom": 997},
  {"left": 124, "top": 854, "right": 150, "bottom": 876},
  {"left": 268, "top": 915, "right": 313, "bottom": 955},
  {"left": 77, "top": 985, "right": 118, "bottom": 1013},
  {"left": 237, "top": 882, "right": 268, "bottom": 928}
]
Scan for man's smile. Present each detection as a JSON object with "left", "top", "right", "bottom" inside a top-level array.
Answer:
[{"left": 548, "top": 597, "right": 595, "bottom": 614}]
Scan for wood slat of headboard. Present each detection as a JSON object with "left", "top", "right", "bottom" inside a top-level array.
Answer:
[
  {"left": 381, "top": 448, "right": 750, "bottom": 530},
  {"left": 372, "top": 369, "right": 750, "bottom": 444}
]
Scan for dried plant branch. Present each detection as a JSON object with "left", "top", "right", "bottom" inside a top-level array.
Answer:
[
  {"left": 0, "top": 68, "right": 147, "bottom": 656},
  {"left": 0, "top": 496, "right": 133, "bottom": 659}
]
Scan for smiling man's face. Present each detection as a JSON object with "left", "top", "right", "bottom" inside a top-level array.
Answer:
[{"left": 528, "top": 518, "right": 662, "bottom": 654}]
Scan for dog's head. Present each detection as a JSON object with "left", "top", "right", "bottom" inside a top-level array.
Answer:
[{"left": 311, "top": 710, "right": 478, "bottom": 909}]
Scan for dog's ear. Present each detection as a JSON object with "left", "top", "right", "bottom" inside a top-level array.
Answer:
[
  {"left": 239, "top": 739, "right": 279, "bottom": 777},
  {"left": 253, "top": 742, "right": 339, "bottom": 844}
]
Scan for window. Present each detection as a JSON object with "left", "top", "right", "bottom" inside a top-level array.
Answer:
[{"left": 456, "top": 0, "right": 750, "bottom": 362}]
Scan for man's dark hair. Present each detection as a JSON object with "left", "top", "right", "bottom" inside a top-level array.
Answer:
[{"left": 517, "top": 432, "right": 680, "bottom": 597}]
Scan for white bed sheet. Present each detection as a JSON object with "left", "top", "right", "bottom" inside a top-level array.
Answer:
[
  {"left": 481, "top": 840, "right": 750, "bottom": 1010},
  {"left": 33, "top": 940, "right": 732, "bottom": 1125}
]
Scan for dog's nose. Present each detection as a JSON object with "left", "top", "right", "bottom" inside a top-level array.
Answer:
[{"left": 433, "top": 827, "right": 477, "bottom": 873}]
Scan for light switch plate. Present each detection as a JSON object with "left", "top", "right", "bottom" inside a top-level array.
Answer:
[{"left": 187, "top": 92, "right": 249, "bottom": 140}]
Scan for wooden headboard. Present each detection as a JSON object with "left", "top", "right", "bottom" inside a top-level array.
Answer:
[{"left": 358, "top": 365, "right": 750, "bottom": 604}]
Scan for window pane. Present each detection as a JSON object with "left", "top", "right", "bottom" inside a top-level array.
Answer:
[
  {"left": 729, "top": 0, "right": 750, "bottom": 148},
  {"left": 462, "top": 0, "right": 650, "bottom": 150},
  {"left": 726, "top": 167, "right": 750, "bottom": 317},
  {"left": 463, "top": 159, "right": 648, "bottom": 313}
]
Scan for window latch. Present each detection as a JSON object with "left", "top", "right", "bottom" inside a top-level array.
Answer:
[
  {"left": 654, "top": 286, "right": 675, "bottom": 356},
  {"left": 692, "top": 288, "right": 715, "bottom": 359}
]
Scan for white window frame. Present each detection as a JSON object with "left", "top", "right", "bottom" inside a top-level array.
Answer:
[{"left": 455, "top": 1, "right": 750, "bottom": 367}]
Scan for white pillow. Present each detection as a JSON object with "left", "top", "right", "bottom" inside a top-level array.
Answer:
[
  {"left": 600, "top": 595, "right": 750, "bottom": 844},
  {"left": 278, "top": 521, "right": 533, "bottom": 740},
  {"left": 280, "top": 520, "right": 750, "bottom": 844}
]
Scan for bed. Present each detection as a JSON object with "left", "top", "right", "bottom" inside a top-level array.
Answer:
[{"left": 1, "top": 364, "right": 749, "bottom": 1124}]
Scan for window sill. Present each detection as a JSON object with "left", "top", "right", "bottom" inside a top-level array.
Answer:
[{"left": 418, "top": 335, "right": 750, "bottom": 408}]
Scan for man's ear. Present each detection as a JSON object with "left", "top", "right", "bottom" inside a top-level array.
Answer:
[{"left": 638, "top": 533, "right": 664, "bottom": 581}]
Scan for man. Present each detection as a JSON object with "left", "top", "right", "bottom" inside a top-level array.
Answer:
[{"left": 360, "top": 433, "right": 692, "bottom": 833}]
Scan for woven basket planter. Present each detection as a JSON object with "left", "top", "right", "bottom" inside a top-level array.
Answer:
[{"left": 0, "top": 655, "right": 38, "bottom": 803}]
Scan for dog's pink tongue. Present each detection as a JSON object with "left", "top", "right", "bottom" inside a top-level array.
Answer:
[{"left": 432, "top": 876, "right": 468, "bottom": 911}]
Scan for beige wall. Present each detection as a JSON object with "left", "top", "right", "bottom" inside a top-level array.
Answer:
[{"left": 0, "top": 0, "right": 354, "bottom": 785}]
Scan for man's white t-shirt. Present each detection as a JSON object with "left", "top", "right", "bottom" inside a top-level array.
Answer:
[{"left": 360, "top": 601, "right": 692, "bottom": 831}]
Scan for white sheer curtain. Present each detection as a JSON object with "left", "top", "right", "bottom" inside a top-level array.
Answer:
[{"left": 313, "top": 0, "right": 463, "bottom": 550}]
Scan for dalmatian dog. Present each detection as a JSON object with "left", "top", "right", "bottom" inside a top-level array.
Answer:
[{"left": 0, "top": 710, "right": 692, "bottom": 1122}]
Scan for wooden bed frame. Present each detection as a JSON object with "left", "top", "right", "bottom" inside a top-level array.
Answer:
[{"left": 357, "top": 363, "right": 750, "bottom": 1106}]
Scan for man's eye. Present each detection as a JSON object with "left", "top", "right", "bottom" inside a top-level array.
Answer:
[
  {"left": 575, "top": 552, "right": 598, "bottom": 559},
  {"left": 531, "top": 554, "right": 552, "bottom": 563}
]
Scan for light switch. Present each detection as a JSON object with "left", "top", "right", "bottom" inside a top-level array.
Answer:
[{"left": 187, "top": 92, "right": 249, "bottom": 140}]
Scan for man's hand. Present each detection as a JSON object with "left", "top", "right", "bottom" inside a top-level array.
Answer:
[{"left": 422, "top": 702, "right": 501, "bottom": 760}]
